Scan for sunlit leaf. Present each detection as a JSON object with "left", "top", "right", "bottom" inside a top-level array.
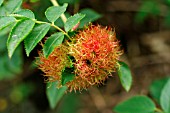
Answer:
[
  {"left": 0, "top": 0, "right": 4, "bottom": 6},
  {"left": 113, "top": 96, "right": 156, "bottom": 113},
  {"left": 46, "top": 81, "right": 67, "bottom": 109},
  {"left": 0, "top": 16, "right": 16, "bottom": 30},
  {"left": 43, "top": 32, "right": 64, "bottom": 58},
  {"left": 3, "top": 0, "right": 22, "bottom": 14},
  {"left": 64, "top": 13, "right": 85, "bottom": 32},
  {"left": 45, "top": 3, "right": 68, "bottom": 23},
  {"left": 24, "top": 23, "right": 50, "bottom": 56},
  {"left": 160, "top": 78, "right": 170, "bottom": 113},
  {"left": 15, "top": 9, "right": 35, "bottom": 19},
  {"left": 0, "top": 7, "right": 6, "bottom": 16},
  {"left": 117, "top": 61, "right": 132, "bottom": 92},
  {"left": 7, "top": 19, "right": 35, "bottom": 58}
]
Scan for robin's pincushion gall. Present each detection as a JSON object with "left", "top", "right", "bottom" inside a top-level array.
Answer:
[{"left": 37, "top": 25, "right": 123, "bottom": 92}]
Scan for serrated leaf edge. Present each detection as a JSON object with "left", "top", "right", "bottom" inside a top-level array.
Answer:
[
  {"left": 43, "top": 32, "right": 64, "bottom": 58},
  {"left": 24, "top": 24, "right": 50, "bottom": 56},
  {"left": 64, "top": 13, "right": 85, "bottom": 32},
  {"left": 7, "top": 19, "right": 35, "bottom": 58}
]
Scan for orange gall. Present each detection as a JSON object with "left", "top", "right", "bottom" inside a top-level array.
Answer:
[
  {"left": 37, "top": 44, "right": 70, "bottom": 83},
  {"left": 37, "top": 25, "right": 123, "bottom": 92},
  {"left": 67, "top": 25, "right": 123, "bottom": 91}
]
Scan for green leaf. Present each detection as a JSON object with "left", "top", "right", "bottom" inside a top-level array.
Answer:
[
  {"left": 160, "top": 78, "right": 170, "bottom": 113},
  {"left": 7, "top": 19, "right": 35, "bottom": 58},
  {"left": 4, "top": 0, "right": 22, "bottom": 14},
  {"left": 0, "top": 28, "right": 23, "bottom": 80},
  {"left": 0, "top": 16, "right": 16, "bottom": 30},
  {"left": 54, "top": 12, "right": 70, "bottom": 27},
  {"left": 164, "top": 11, "right": 170, "bottom": 27},
  {"left": 58, "top": 0, "right": 79, "bottom": 5},
  {"left": 62, "top": 68, "right": 75, "bottom": 85},
  {"left": 0, "top": 0, "right": 4, "bottom": 6},
  {"left": 30, "top": 0, "right": 39, "bottom": 3},
  {"left": 79, "top": 8, "right": 102, "bottom": 28},
  {"left": 0, "top": 7, "right": 6, "bottom": 16},
  {"left": 0, "top": 45, "right": 23, "bottom": 80},
  {"left": 149, "top": 77, "right": 169, "bottom": 103},
  {"left": 117, "top": 61, "right": 132, "bottom": 92},
  {"left": 0, "top": 29, "right": 9, "bottom": 51},
  {"left": 43, "top": 32, "right": 64, "bottom": 58},
  {"left": 113, "top": 96, "right": 156, "bottom": 113},
  {"left": 15, "top": 9, "right": 35, "bottom": 19},
  {"left": 45, "top": 3, "right": 68, "bottom": 23},
  {"left": 57, "top": 93, "right": 80, "bottom": 113},
  {"left": 64, "top": 13, "right": 85, "bottom": 32},
  {"left": 167, "top": 0, "right": 170, "bottom": 5},
  {"left": 24, "top": 23, "right": 50, "bottom": 56},
  {"left": 135, "top": 12, "right": 148, "bottom": 23},
  {"left": 46, "top": 81, "right": 67, "bottom": 109},
  {"left": 5, "top": 45, "right": 23, "bottom": 75}
]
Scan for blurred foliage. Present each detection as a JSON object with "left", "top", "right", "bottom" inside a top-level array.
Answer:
[
  {"left": 113, "top": 96, "right": 156, "bottom": 113},
  {"left": 46, "top": 81, "right": 67, "bottom": 109},
  {"left": 58, "top": 0, "right": 79, "bottom": 5},
  {"left": 56, "top": 92, "right": 81, "bottom": 113},
  {"left": 0, "top": 27, "right": 23, "bottom": 80},
  {"left": 29, "top": 0, "right": 39, "bottom": 3},
  {"left": 79, "top": 8, "right": 102, "bottom": 28},
  {"left": 135, "top": 0, "right": 170, "bottom": 27},
  {"left": 149, "top": 77, "right": 169, "bottom": 104},
  {"left": 10, "top": 83, "right": 34, "bottom": 104},
  {"left": 135, "top": 0, "right": 160, "bottom": 23}
]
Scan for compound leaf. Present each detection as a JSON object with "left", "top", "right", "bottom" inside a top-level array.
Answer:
[
  {"left": 24, "top": 23, "right": 50, "bottom": 56},
  {"left": 7, "top": 19, "right": 35, "bottom": 58}
]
